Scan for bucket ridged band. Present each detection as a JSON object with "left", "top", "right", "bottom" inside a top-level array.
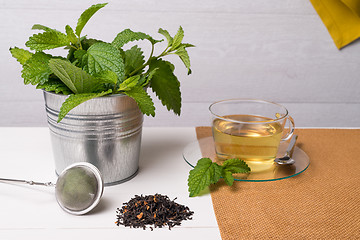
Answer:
[{"left": 43, "top": 91, "right": 143, "bottom": 185}]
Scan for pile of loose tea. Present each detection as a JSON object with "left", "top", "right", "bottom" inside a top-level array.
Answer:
[{"left": 115, "top": 193, "right": 194, "bottom": 230}]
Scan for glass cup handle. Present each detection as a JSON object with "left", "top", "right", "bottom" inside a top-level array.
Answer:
[{"left": 281, "top": 115, "right": 295, "bottom": 141}]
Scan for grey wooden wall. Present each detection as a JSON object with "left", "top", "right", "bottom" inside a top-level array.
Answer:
[{"left": 1, "top": 0, "right": 359, "bottom": 127}]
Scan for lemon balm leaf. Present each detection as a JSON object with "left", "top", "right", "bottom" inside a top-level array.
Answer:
[
  {"left": 112, "top": 29, "right": 162, "bottom": 49},
  {"left": 75, "top": 3, "right": 108, "bottom": 36},
  {"left": 222, "top": 158, "right": 251, "bottom": 173},
  {"left": 180, "top": 43, "right": 195, "bottom": 48},
  {"left": 175, "top": 46, "right": 191, "bottom": 75},
  {"left": 36, "top": 79, "right": 73, "bottom": 95},
  {"left": 65, "top": 25, "right": 78, "bottom": 45},
  {"left": 31, "top": 24, "right": 57, "bottom": 32},
  {"left": 9, "top": 47, "right": 33, "bottom": 65},
  {"left": 58, "top": 89, "right": 112, "bottom": 122},
  {"left": 148, "top": 58, "right": 181, "bottom": 115},
  {"left": 187, "top": 158, "right": 222, "bottom": 197},
  {"left": 26, "top": 31, "right": 70, "bottom": 51},
  {"left": 49, "top": 58, "right": 107, "bottom": 93},
  {"left": 187, "top": 158, "right": 250, "bottom": 197},
  {"left": 49, "top": 58, "right": 92, "bottom": 93},
  {"left": 94, "top": 70, "right": 118, "bottom": 85},
  {"left": 118, "top": 75, "right": 140, "bottom": 91},
  {"left": 158, "top": 28, "right": 173, "bottom": 47},
  {"left": 21, "top": 52, "right": 52, "bottom": 85},
  {"left": 123, "top": 86, "right": 155, "bottom": 117},
  {"left": 123, "top": 45, "right": 145, "bottom": 77},
  {"left": 139, "top": 67, "right": 158, "bottom": 87},
  {"left": 170, "top": 26, "right": 184, "bottom": 51},
  {"left": 222, "top": 170, "right": 235, "bottom": 186},
  {"left": 82, "top": 42, "right": 125, "bottom": 81}
]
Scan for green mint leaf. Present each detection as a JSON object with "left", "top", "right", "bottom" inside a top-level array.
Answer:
[
  {"left": 118, "top": 75, "right": 140, "bottom": 91},
  {"left": 9, "top": 47, "right": 33, "bottom": 65},
  {"left": 170, "top": 26, "right": 184, "bottom": 51},
  {"left": 73, "top": 49, "right": 87, "bottom": 62},
  {"left": 36, "top": 78, "right": 73, "bottom": 95},
  {"left": 175, "top": 46, "right": 192, "bottom": 75},
  {"left": 139, "top": 67, "right": 158, "bottom": 87},
  {"left": 75, "top": 3, "right": 108, "bottom": 36},
  {"left": 158, "top": 28, "right": 173, "bottom": 47},
  {"left": 222, "top": 170, "right": 235, "bottom": 186},
  {"left": 180, "top": 43, "right": 195, "bottom": 48},
  {"left": 21, "top": 52, "right": 52, "bottom": 85},
  {"left": 58, "top": 89, "right": 112, "bottom": 122},
  {"left": 66, "top": 38, "right": 102, "bottom": 64},
  {"left": 146, "top": 67, "right": 158, "bottom": 82},
  {"left": 222, "top": 158, "right": 251, "bottom": 174},
  {"left": 67, "top": 49, "right": 87, "bottom": 66},
  {"left": 48, "top": 58, "right": 104, "bottom": 93},
  {"left": 94, "top": 70, "right": 118, "bottom": 85},
  {"left": 123, "top": 86, "right": 155, "bottom": 116},
  {"left": 82, "top": 42, "right": 125, "bottom": 81},
  {"left": 67, "top": 47, "right": 77, "bottom": 62},
  {"left": 111, "top": 29, "right": 162, "bottom": 49},
  {"left": 65, "top": 25, "right": 78, "bottom": 45},
  {"left": 31, "top": 24, "right": 57, "bottom": 32},
  {"left": 187, "top": 158, "right": 223, "bottom": 197},
  {"left": 81, "top": 38, "right": 103, "bottom": 50},
  {"left": 187, "top": 158, "right": 251, "bottom": 197},
  {"left": 26, "top": 31, "right": 70, "bottom": 51},
  {"left": 124, "top": 45, "right": 145, "bottom": 77},
  {"left": 148, "top": 58, "right": 181, "bottom": 115}
]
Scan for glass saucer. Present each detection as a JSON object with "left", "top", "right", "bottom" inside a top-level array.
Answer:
[{"left": 183, "top": 137, "right": 310, "bottom": 182}]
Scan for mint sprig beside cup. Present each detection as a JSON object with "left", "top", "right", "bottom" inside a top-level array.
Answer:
[{"left": 187, "top": 158, "right": 251, "bottom": 197}]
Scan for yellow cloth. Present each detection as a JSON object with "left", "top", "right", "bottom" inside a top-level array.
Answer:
[
  {"left": 342, "top": 0, "right": 360, "bottom": 17},
  {"left": 310, "top": 0, "right": 360, "bottom": 49}
]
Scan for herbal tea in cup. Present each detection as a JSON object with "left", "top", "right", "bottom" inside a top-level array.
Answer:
[{"left": 209, "top": 99, "right": 295, "bottom": 172}]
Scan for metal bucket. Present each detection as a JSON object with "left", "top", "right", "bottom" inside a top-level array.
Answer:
[{"left": 43, "top": 91, "right": 143, "bottom": 186}]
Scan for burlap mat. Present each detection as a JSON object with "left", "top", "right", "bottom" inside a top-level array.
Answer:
[{"left": 195, "top": 127, "right": 360, "bottom": 240}]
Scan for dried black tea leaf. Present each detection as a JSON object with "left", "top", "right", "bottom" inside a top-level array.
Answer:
[{"left": 115, "top": 193, "right": 194, "bottom": 230}]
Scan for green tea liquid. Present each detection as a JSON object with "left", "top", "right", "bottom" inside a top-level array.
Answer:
[{"left": 212, "top": 115, "right": 283, "bottom": 172}]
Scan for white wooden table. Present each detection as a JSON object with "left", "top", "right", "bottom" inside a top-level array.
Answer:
[{"left": 0, "top": 127, "right": 221, "bottom": 239}]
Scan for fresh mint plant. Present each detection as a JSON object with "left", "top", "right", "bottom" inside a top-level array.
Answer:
[
  {"left": 187, "top": 158, "right": 251, "bottom": 197},
  {"left": 10, "top": 3, "right": 193, "bottom": 122}
]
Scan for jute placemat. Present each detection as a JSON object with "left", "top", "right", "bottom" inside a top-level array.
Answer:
[{"left": 196, "top": 127, "right": 360, "bottom": 240}]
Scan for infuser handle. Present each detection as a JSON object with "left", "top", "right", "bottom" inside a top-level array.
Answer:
[{"left": 0, "top": 177, "right": 55, "bottom": 187}]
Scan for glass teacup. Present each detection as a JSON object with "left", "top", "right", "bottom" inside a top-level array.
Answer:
[{"left": 209, "top": 99, "right": 295, "bottom": 172}]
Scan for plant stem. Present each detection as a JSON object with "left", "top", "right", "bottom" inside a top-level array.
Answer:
[
  {"left": 158, "top": 46, "right": 170, "bottom": 58},
  {"left": 78, "top": 36, "right": 83, "bottom": 50},
  {"left": 69, "top": 45, "right": 78, "bottom": 50}
]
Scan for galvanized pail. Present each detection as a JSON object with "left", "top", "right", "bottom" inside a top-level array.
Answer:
[{"left": 43, "top": 91, "right": 143, "bottom": 186}]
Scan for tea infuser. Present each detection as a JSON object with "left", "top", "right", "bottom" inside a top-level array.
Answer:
[
  {"left": 0, "top": 162, "right": 104, "bottom": 215},
  {"left": 275, "top": 135, "right": 298, "bottom": 165}
]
